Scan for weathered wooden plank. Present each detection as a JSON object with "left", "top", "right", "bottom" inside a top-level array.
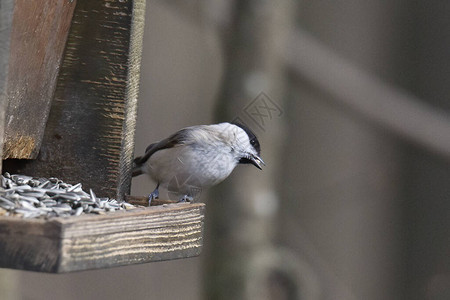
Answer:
[
  {"left": 3, "top": 0, "right": 146, "bottom": 200},
  {"left": 3, "top": 0, "right": 76, "bottom": 159},
  {"left": 0, "top": 203, "right": 205, "bottom": 273},
  {"left": 0, "top": 0, "right": 15, "bottom": 172}
]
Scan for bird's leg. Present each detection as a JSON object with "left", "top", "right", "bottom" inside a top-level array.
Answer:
[
  {"left": 177, "top": 195, "right": 194, "bottom": 203},
  {"left": 148, "top": 184, "right": 160, "bottom": 206}
]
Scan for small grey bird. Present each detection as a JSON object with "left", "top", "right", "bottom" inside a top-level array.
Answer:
[{"left": 132, "top": 122, "right": 264, "bottom": 204}]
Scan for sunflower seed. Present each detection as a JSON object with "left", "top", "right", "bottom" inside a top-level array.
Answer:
[{"left": 0, "top": 173, "right": 136, "bottom": 219}]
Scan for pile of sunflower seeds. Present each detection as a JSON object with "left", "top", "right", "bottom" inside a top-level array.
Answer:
[{"left": 0, "top": 173, "right": 135, "bottom": 219}]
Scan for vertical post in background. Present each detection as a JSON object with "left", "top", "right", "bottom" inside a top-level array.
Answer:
[
  {"left": 403, "top": 2, "right": 450, "bottom": 299},
  {"left": 207, "top": 1, "right": 307, "bottom": 299}
]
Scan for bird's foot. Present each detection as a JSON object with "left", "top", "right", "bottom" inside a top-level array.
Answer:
[
  {"left": 148, "top": 188, "right": 159, "bottom": 206},
  {"left": 177, "top": 195, "right": 194, "bottom": 203}
]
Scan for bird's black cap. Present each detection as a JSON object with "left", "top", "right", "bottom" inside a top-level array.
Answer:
[{"left": 232, "top": 122, "right": 261, "bottom": 155}]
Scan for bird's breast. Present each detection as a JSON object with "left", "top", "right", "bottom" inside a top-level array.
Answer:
[{"left": 145, "top": 145, "right": 237, "bottom": 188}]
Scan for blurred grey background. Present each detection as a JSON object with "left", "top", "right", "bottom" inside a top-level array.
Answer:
[{"left": 2, "top": 0, "right": 450, "bottom": 299}]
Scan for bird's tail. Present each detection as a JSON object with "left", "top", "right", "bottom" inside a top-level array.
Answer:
[{"left": 132, "top": 157, "right": 143, "bottom": 177}]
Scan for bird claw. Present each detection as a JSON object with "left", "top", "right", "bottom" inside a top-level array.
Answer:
[
  {"left": 177, "top": 195, "right": 193, "bottom": 203},
  {"left": 148, "top": 188, "right": 159, "bottom": 206}
]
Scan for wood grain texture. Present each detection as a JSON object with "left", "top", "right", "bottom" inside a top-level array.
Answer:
[
  {"left": 4, "top": 0, "right": 146, "bottom": 200},
  {"left": 118, "top": 0, "right": 146, "bottom": 201},
  {"left": 3, "top": 0, "right": 76, "bottom": 159},
  {"left": 0, "top": 203, "right": 205, "bottom": 273},
  {"left": 0, "top": 0, "right": 15, "bottom": 172}
]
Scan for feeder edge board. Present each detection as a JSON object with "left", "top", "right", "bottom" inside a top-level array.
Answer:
[{"left": 0, "top": 203, "right": 205, "bottom": 273}]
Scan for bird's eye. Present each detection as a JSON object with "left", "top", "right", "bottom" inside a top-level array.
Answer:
[{"left": 250, "top": 139, "right": 256, "bottom": 145}]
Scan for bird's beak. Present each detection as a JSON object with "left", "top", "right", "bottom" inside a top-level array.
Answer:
[{"left": 250, "top": 154, "right": 265, "bottom": 170}]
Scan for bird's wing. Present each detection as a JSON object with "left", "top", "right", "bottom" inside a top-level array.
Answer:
[{"left": 133, "top": 129, "right": 191, "bottom": 167}]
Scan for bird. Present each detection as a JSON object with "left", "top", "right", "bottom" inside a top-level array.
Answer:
[{"left": 132, "top": 122, "right": 264, "bottom": 204}]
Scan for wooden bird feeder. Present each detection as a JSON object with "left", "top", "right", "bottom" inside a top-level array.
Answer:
[{"left": 0, "top": 0, "right": 205, "bottom": 273}]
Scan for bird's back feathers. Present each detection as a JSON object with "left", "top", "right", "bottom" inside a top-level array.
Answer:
[{"left": 132, "top": 129, "right": 190, "bottom": 177}]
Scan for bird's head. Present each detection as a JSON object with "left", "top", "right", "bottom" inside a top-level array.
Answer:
[{"left": 230, "top": 122, "right": 265, "bottom": 170}]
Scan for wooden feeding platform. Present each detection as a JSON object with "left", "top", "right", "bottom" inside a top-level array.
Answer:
[
  {"left": 0, "top": 199, "right": 205, "bottom": 273},
  {"left": 0, "top": 0, "right": 206, "bottom": 273}
]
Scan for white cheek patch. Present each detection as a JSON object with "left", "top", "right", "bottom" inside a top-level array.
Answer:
[{"left": 234, "top": 127, "right": 251, "bottom": 153}]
